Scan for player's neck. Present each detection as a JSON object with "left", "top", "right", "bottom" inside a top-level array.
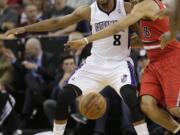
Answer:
[{"left": 98, "top": 0, "right": 115, "bottom": 13}]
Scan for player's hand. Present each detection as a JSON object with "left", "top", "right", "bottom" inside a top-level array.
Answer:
[
  {"left": 160, "top": 32, "right": 171, "bottom": 49},
  {"left": 5, "top": 27, "right": 26, "bottom": 36},
  {"left": 65, "top": 39, "right": 87, "bottom": 50},
  {"left": 155, "top": 8, "right": 170, "bottom": 19}
]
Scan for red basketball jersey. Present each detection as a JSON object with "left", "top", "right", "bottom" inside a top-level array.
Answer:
[{"left": 139, "top": 0, "right": 180, "bottom": 62}]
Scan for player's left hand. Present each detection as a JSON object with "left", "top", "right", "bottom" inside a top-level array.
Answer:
[
  {"left": 160, "top": 32, "right": 171, "bottom": 49},
  {"left": 65, "top": 39, "right": 87, "bottom": 50},
  {"left": 154, "top": 8, "right": 170, "bottom": 20}
]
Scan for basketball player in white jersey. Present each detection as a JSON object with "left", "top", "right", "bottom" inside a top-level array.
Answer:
[{"left": 5, "top": 0, "right": 149, "bottom": 135}]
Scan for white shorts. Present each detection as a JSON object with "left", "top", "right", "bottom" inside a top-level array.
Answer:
[{"left": 68, "top": 56, "right": 136, "bottom": 96}]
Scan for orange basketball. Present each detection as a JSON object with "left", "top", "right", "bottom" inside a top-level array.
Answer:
[{"left": 78, "top": 92, "right": 107, "bottom": 120}]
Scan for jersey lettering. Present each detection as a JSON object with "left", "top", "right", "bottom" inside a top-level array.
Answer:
[
  {"left": 143, "top": 26, "right": 151, "bottom": 38},
  {"left": 113, "top": 34, "right": 121, "bottom": 46}
]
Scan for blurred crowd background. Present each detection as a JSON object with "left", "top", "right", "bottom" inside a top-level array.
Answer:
[{"left": 0, "top": 0, "right": 179, "bottom": 135}]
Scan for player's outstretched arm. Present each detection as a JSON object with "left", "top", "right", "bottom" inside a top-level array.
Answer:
[
  {"left": 86, "top": 7, "right": 144, "bottom": 43},
  {"left": 5, "top": 6, "right": 90, "bottom": 36},
  {"left": 66, "top": 3, "right": 146, "bottom": 50}
]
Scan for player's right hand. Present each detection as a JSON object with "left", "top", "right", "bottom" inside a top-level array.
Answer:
[
  {"left": 5, "top": 27, "right": 26, "bottom": 36},
  {"left": 160, "top": 32, "right": 171, "bottom": 49},
  {"left": 65, "top": 39, "right": 87, "bottom": 50}
]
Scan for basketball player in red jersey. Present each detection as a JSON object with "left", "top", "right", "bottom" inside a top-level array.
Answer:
[{"left": 66, "top": 0, "right": 180, "bottom": 134}]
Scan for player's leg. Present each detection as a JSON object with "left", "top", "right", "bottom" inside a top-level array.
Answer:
[
  {"left": 93, "top": 87, "right": 111, "bottom": 135},
  {"left": 109, "top": 61, "right": 149, "bottom": 135},
  {"left": 53, "top": 84, "right": 82, "bottom": 135},
  {"left": 140, "top": 62, "right": 180, "bottom": 134},
  {"left": 141, "top": 95, "right": 180, "bottom": 134},
  {"left": 160, "top": 54, "right": 180, "bottom": 119},
  {"left": 120, "top": 86, "right": 150, "bottom": 135},
  {"left": 53, "top": 65, "right": 105, "bottom": 135}
]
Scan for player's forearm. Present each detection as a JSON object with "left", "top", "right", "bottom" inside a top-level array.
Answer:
[
  {"left": 58, "top": 24, "right": 77, "bottom": 34},
  {"left": 86, "top": 14, "right": 140, "bottom": 43},
  {"left": 24, "top": 16, "right": 76, "bottom": 33}
]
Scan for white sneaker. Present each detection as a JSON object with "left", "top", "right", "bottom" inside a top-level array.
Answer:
[
  {"left": 53, "top": 122, "right": 66, "bottom": 135},
  {"left": 53, "top": 130, "right": 64, "bottom": 135}
]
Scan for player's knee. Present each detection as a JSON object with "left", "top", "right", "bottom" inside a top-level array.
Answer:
[
  {"left": 57, "top": 84, "right": 82, "bottom": 104},
  {"left": 168, "top": 107, "right": 180, "bottom": 118},
  {"left": 120, "top": 85, "right": 145, "bottom": 122},
  {"left": 55, "top": 84, "right": 82, "bottom": 120},
  {"left": 140, "top": 95, "right": 157, "bottom": 114},
  {"left": 120, "top": 84, "right": 138, "bottom": 107}
]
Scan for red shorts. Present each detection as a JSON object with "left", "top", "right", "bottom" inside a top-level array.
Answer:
[{"left": 140, "top": 50, "right": 180, "bottom": 108}]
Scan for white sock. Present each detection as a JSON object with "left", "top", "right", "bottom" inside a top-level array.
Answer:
[
  {"left": 134, "top": 123, "right": 149, "bottom": 135},
  {"left": 173, "top": 125, "right": 180, "bottom": 134},
  {"left": 53, "top": 122, "right": 67, "bottom": 135}
]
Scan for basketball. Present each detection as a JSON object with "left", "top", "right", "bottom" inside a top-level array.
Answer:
[{"left": 78, "top": 92, "right": 107, "bottom": 120}]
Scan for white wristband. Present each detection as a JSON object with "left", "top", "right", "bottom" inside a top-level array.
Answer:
[
  {"left": 83, "top": 38, "right": 89, "bottom": 45},
  {"left": 173, "top": 125, "right": 180, "bottom": 134}
]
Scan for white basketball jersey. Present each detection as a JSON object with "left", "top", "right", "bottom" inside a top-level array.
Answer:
[{"left": 90, "top": 0, "right": 130, "bottom": 61}]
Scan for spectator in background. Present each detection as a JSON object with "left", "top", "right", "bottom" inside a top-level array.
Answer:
[
  {"left": 47, "top": 0, "right": 77, "bottom": 37},
  {"left": 0, "top": 42, "right": 14, "bottom": 88},
  {"left": 20, "top": 38, "right": 55, "bottom": 128},
  {"left": 31, "top": 0, "right": 44, "bottom": 20},
  {"left": 0, "top": 0, "right": 19, "bottom": 33},
  {"left": 43, "top": 55, "right": 76, "bottom": 126},
  {"left": 6, "top": 38, "right": 55, "bottom": 128},
  {"left": 66, "top": 0, "right": 94, "bottom": 8},
  {"left": 19, "top": 4, "right": 39, "bottom": 26},
  {"left": 45, "top": 0, "right": 74, "bottom": 18},
  {"left": 19, "top": 4, "right": 49, "bottom": 36},
  {"left": 0, "top": 41, "right": 17, "bottom": 135},
  {"left": 31, "top": 0, "right": 53, "bottom": 20},
  {"left": 22, "top": 0, "right": 31, "bottom": 5},
  {"left": 7, "top": 0, "right": 22, "bottom": 6},
  {"left": 0, "top": 88, "right": 17, "bottom": 135}
]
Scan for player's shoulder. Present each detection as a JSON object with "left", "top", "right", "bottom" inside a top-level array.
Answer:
[
  {"left": 131, "top": 0, "right": 153, "bottom": 13},
  {"left": 74, "top": 5, "right": 91, "bottom": 14}
]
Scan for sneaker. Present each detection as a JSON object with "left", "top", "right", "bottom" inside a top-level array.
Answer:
[
  {"left": 13, "top": 129, "right": 23, "bottom": 135},
  {"left": 54, "top": 130, "right": 64, "bottom": 135},
  {"left": 71, "top": 113, "right": 87, "bottom": 124}
]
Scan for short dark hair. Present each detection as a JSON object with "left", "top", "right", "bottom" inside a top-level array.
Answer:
[{"left": 60, "top": 55, "right": 75, "bottom": 65}]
